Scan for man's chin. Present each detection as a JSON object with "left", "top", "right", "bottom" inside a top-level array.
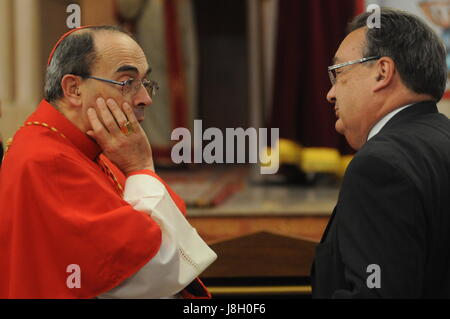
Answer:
[{"left": 335, "top": 119, "right": 345, "bottom": 135}]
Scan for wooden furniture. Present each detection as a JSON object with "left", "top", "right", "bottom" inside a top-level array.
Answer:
[
  {"left": 189, "top": 215, "right": 329, "bottom": 244},
  {"left": 200, "top": 231, "right": 318, "bottom": 298}
]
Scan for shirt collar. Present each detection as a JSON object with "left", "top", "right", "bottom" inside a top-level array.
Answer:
[
  {"left": 367, "top": 104, "right": 413, "bottom": 141},
  {"left": 26, "top": 99, "right": 102, "bottom": 160}
]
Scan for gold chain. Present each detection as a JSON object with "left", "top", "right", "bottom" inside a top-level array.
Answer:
[
  {"left": 26, "top": 121, "right": 67, "bottom": 138},
  {"left": 98, "top": 154, "right": 124, "bottom": 194},
  {"left": 4, "top": 121, "right": 124, "bottom": 195}
]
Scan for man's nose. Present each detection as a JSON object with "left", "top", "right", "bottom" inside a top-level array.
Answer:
[
  {"left": 133, "top": 85, "right": 153, "bottom": 108},
  {"left": 326, "top": 85, "right": 336, "bottom": 104}
]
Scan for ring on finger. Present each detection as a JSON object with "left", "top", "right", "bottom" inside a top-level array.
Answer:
[{"left": 120, "top": 121, "right": 134, "bottom": 136}]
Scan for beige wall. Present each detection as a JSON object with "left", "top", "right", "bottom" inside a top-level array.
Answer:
[
  {"left": 438, "top": 99, "right": 450, "bottom": 118},
  {"left": 0, "top": 0, "right": 42, "bottom": 144},
  {"left": 80, "top": 0, "right": 116, "bottom": 25}
]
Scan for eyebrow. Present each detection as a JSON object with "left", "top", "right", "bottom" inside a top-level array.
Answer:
[{"left": 115, "top": 65, "right": 152, "bottom": 77}]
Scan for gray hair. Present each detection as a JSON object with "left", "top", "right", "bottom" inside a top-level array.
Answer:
[
  {"left": 349, "top": 7, "right": 447, "bottom": 101},
  {"left": 44, "top": 26, "right": 132, "bottom": 102}
]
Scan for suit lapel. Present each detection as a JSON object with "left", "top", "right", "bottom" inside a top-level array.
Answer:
[{"left": 320, "top": 206, "right": 337, "bottom": 244}]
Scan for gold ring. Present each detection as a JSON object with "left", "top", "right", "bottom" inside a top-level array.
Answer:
[{"left": 120, "top": 121, "right": 134, "bottom": 136}]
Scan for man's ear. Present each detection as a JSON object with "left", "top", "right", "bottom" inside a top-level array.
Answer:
[
  {"left": 60, "top": 74, "right": 82, "bottom": 106},
  {"left": 373, "top": 57, "right": 395, "bottom": 92}
]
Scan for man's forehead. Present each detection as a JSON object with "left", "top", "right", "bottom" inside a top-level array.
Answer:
[
  {"left": 93, "top": 32, "right": 149, "bottom": 74},
  {"left": 334, "top": 27, "right": 367, "bottom": 63}
]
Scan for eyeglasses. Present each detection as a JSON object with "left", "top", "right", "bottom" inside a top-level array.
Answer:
[
  {"left": 328, "top": 56, "right": 381, "bottom": 86},
  {"left": 85, "top": 75, "right": 159, "bottom": 98}
]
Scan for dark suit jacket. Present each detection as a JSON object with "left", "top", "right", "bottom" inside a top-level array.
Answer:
[{"left": 311, "top": 101, "right": 450, "bottom": 298}]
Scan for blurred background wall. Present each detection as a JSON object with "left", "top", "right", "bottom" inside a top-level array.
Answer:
[{"left": 1, "top": 0, "right": 449, "bottom": 158}]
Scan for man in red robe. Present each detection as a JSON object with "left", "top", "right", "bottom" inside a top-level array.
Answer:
[
  {"left": 0, "top": 100, "right": 3, "bottom": 166},
  {"left": 0, "top": 26, "right": 217, "bottom": 299}
]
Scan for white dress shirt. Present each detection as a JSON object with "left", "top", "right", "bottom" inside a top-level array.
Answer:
[
  {"left": 366, "top": 104, "right": 412, "bottom": 141},
  {"left": 98, "top": 173, "right": 217, "bottom": 299}
]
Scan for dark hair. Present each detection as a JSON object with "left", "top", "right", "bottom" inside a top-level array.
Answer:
[
  {"left": 349, "top": 7, "right": 447, "bottom": 101},
  {"left": 44, "top": 26, "right": 133, "bottom": 102}
]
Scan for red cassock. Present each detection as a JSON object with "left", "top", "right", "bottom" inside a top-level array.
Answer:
[{"left": 0, "top": 99, "right": 209, "bottom": 298}]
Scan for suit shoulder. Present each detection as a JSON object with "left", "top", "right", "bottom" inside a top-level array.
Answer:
[
  {"left": 365, "top": 115, "right": 449, "bottom": 162},
  {"left": 345, "top": 151, "right": 398, "bottom": 180},
  {"left": 344, "top": 146, "right": 418, "bottom": 195}
]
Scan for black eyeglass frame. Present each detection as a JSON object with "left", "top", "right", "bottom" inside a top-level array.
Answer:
[
  {"left": 84, "top": 75, "right": 159, "bottom": 97},
  {"left": 328, "top": 56, "right": 381, "bottom": 85}
]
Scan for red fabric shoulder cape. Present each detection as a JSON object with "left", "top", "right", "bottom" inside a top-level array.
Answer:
[{"left": 0, "top": 100, "right": 207, "bottom": 298}]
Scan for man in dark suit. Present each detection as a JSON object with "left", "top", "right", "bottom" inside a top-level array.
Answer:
[{"left": 311, "top": 8, "right": 450, "bottom": 298}]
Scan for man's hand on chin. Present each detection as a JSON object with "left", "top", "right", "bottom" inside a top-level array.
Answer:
[{"left": 86, "top": 97, "right": 154, "bottom": 174}]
